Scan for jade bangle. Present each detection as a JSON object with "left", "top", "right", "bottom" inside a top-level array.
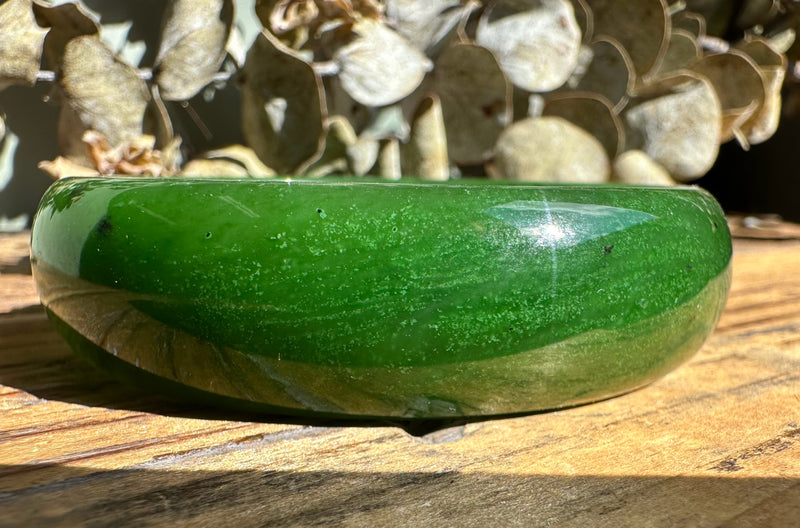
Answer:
[{"left": 30, "top": 177, "right": 732, "bottom": 420}]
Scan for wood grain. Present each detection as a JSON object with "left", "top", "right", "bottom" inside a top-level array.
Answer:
[{"left": 1, "top": 231, "right": 799, "bottom": 527}]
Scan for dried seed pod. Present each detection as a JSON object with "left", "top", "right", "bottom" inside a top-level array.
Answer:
[
  {"left": 624, "top": 73, "right": 721, "bottom": 181},
  {"left": 241, "top": 31, "right": 325, "bottom": 173},
  {"left": 377, "top": 138, "right": 401, "bottom": 179},
  {"left": 181, "top": 159, "right": 249, "bottom": 177},
  {"left": 347, "top": 136, "right": 380, "bottom": 176},
  {"left": 400, "top": 95, "right": 449, "bottom": 181},
  {"left": 766, "top": 28, "right": 795, "bottom": 55},
  {"left": 736, "top": 37, "right": 786, "bottom": 145},
  {"left": 300, "top": 116, "right": 358, "bottom": 177},
  {"left": 591, "top": 0, "right": 669, "bottom": 81},
  {"left": 490, "top": 116, "right": 610, "bottom": 183},
  {"left": 655, "top": 29, "right": 701, "bottom": 77},
  {"left": 612, "top": 149, "right": 676, "bottom": 186},
  {"left": 671, "top": 10, "right": 705, "bottom": 39},
  {"left": 198, "top": 145, "right": 276, "bottom": 177},
  {"left": 684, "top": 0, "right": 735, "bottom": 37},
  {"left": 543, "top": 92, "right": 624, "bottom": 158},
  {"left": 384, "top": 0, "right": 479, "bottom": 55},
  {"left": 334, "top": 19, "right": 432, "bottom": 107},
  {"left": 686, "top": 50, "right": 767, "bottom": 144},
  {"left": 325, "top": 76, "right": 372, "bottom": 134},
  {"left": 476, "top": 0, "right": 582, "bottom": 92},
  {"left": 433, "top": 42, "right": 511, "bottom": 164},
  {"left": 570, "top": 37, "right": 634, "bottom": 112}
]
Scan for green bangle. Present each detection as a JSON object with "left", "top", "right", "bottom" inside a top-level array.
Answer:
[{"left": 31, "top": 177, "right": 732, "bottom": 421}]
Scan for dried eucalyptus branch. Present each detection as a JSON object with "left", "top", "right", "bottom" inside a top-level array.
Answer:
[
  {"left": 33, "top": 68, "right": 236, "bottom": 84},
  {"left": 6, "top": 0, "right": 800, "bottom": 185}
]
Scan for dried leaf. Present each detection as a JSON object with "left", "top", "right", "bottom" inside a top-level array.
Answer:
[
  {"left": 612, "top": 149, "right": 675, "bottom": 186},
  {"left": 543, "top": 93, "right": 624, "bottom": 157},
  {"left": 377, "top": 138, "right": 401, "bottom": 179},
  {"left": 655, "top": 29, "right": 701, "bottom": 76},
  {"left": 687, "top": 50, "right": 766, "bottom": 143},
  {"left": 624, "top": 73, "right": 721, "bottom": 181},
  {"left": 300, "top": 115, "right": 357, "bottom": 177},
  {"left": 181, "top": 158, "right": 249, "bottom": 177},
  {"left": 384, "top": 0, "right": 478, "bottom": 55},
  {"left": 160, "top": 136, "right": 183, "bottom": 174},
  {"left": 570, "top": 37, "right": 633, "bottom": 112},
  {"left": 83, "top": 131, "right": 175, "bottom": 176},
  {"left": 258, "top": 0, "right": 384, "bottom": 46},
  {"left": 401, "top": 95, "right": 449, "bottom": 181},
  {"left": 334, "top": 19, "right": 432, "bottom": 107},
  {"left": 347, "top": 136, "right": 379, "bottom": 175},
  {"left": 155, "top": 0, "right": 234, "bottom": 101},
  {"left": 58, "top": 36, "right": 150, "bottom": 163},
  {"left": 38, "top": 156, "right": 99, "bottom": 179},
  {"left": 737, "top": 37, "right": 786, "bottom": 145},
  {"left": 259, "top": 0, "right": 312, "bottom": 33},
  {"left": 39, "top": 130, "right": 175, "bottom": 178},
  {"left": 241, "top": 31, "right": 325, "bottom": 173},
  {"left": 32, "top": 0, "right": 98, "bottom": 68},
  {"left": 591, "top": 0, "right": 669, "bottom": 80},
  {"left": 433, "top": 43, "right": 510, "bottom": 164},
  {"left": 688, "top": 50, "right": 766, "bottom": 110},
  {"left": 489, "top": 116, "right": 610, "bottom": 183},
  {"left": 476, "top": 0, "right": 581, "bottom": 92},
  {"left": 0, "top": 0, "right": 48, "bottom": 89},
  {"left": 201, "top": 144, "right": 276, "bottom": 177}
]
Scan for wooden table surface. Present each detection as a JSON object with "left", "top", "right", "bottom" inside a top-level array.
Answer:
[{"left": 1, "top": 229, "right": 799, "bottom": 527}]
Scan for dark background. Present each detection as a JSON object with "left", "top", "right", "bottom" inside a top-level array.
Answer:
[{"left": 697, "top": 96, "right": 800, "bottom": 223}]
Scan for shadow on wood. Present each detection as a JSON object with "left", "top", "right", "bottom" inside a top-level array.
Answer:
[{"left": 1, "top": 464, "right": 799, "bottom": 527}]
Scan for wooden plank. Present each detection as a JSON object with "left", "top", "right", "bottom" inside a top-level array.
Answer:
[
  {"left": 1, "top": 231, "right": 799, "bottom": 527},
  {"left": 727, "top": 214, "right": 800, "bottom": 240}
]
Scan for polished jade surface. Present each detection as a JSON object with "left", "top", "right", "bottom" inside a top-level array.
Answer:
[{"left": 30, "top": 177, "right": 732, "bottom": 420}]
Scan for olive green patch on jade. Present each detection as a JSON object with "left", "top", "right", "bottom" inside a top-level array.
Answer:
[{"left": 31, "top": 178, "right": 732, "bottom": 419}]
